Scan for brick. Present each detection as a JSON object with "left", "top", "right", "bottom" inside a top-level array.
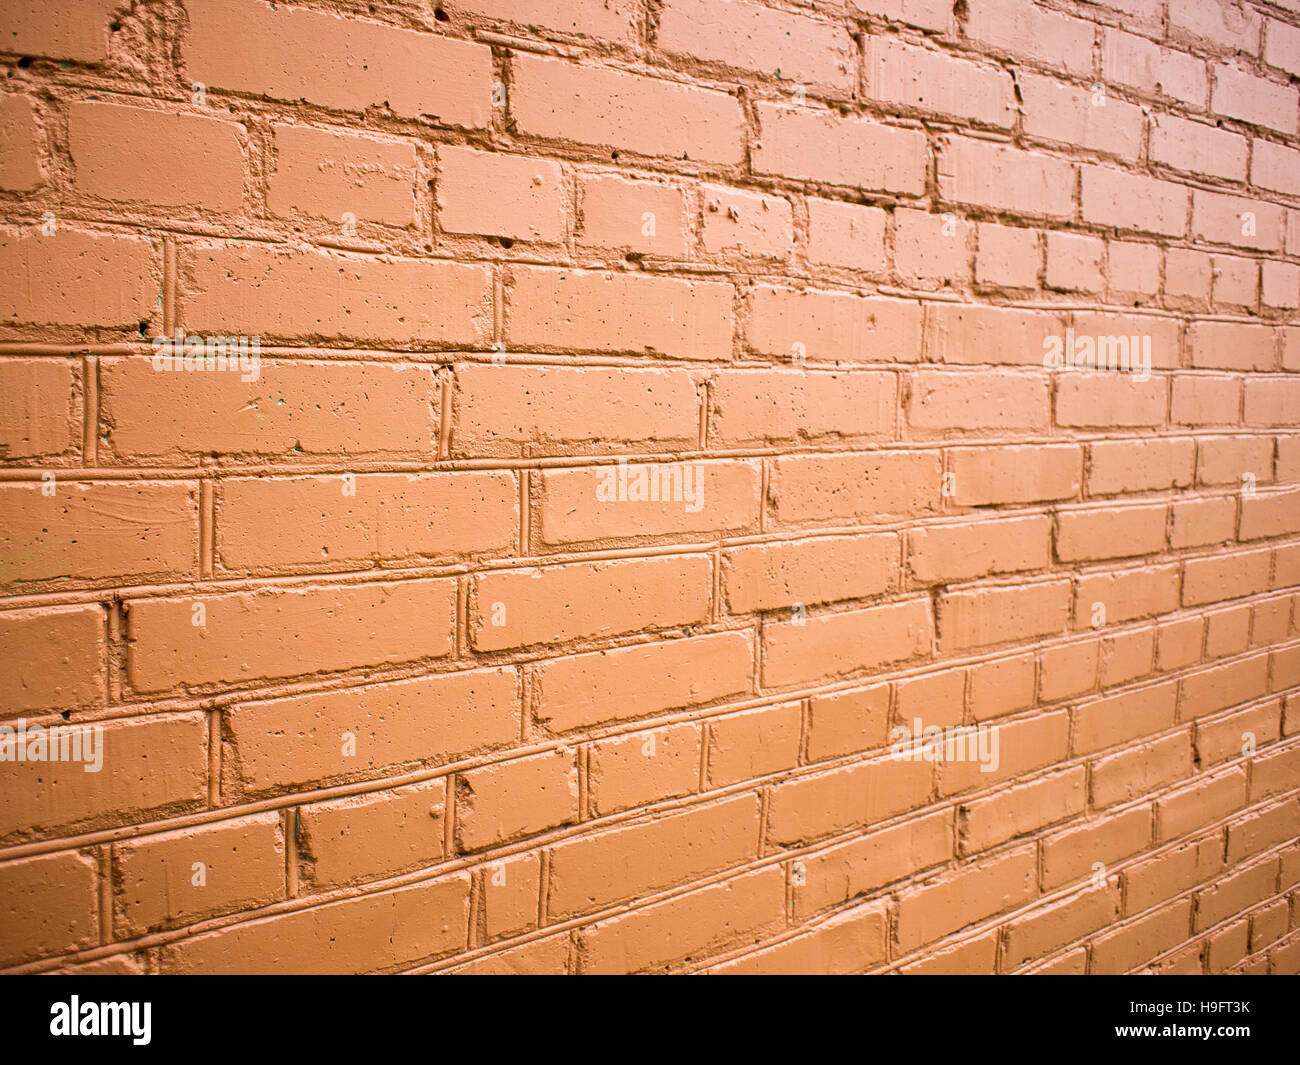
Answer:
[
  {"left": 0, "top": 712, "right": 207, "bottom": 838},
  {"left": 101, "top": 358, "right": 438, "bottom": 463},
  {"left": 658, "top": 0, "right": 855, "bottom": 91},
  {"left": 506, "top": 266, "right": 731, "bottom": 359},
  {"left": 975, "top": 224, "right": 1039, "bottom": 288},
  {"left": 1080, "top": 165, "right": 1189, "bottom": 238},
  {"left": 1212, "top": 64, "right": 1297, "bottom": 136},
  {"left": 1214, "top": 254, "right": 1260, "bottom": 308},
  {"left": 1044, "top": 231, "right": 1104, "bottom": 293},
  {"left": 1075, "top": 564, "right": 1181, "bottom": 626},
  {"left": 0, "top": 95, "right": 44, "bottom": 191},
  {"left": 269, "top": 124, "right": 417, "bottom": 227},
  {"left": 805, "top": 198, "right": 887, "bottom": 272},
  {"left": 1183, "top": 548, "right": 1271, "bottom": 606},
  {"left": 1150, "top": 114, "right": 1248, "bottom": 182},
  {"left": 1091, "top": 731, "right": 1193, "bottom": 808},
  {"left": 1196, "top": 860, "right": 1279, "bottom": 931},
  {"left": 160, "top": 875, "right": 470, "bottom": 974},
  {"left": 1041, "top": 805, "right": 1151, "bottom": 889},
  {"left": 114, "top": 814, "right": 284, "bottom": 935},
  {"left": 1242, "top": 487, "right": 1300, "bottom": 541},
  {"left": 906, "top": 370, "right": 1048, "bottom": 433},
  {"left": 1169, "top": 0, "right": 1261, "bottom": 52},
  {"left": 1170, "top": 496, "right": 1236, "bottom": 550},
  {"left": 1266, "top": 17, "right": 1300, "bottom": 75},
  {"left": 938, "top": 137, "right": 1074, "bottom": 219},
  {"left": 1171, "top": 376, "right": 1241, "bottom": 427},
  {"left": 1004, "top": 883, "right": 1121, "bottom": 967},
  {"left": 185, "top": 0, "right": 492, "bottom": 125},
  {"left": 1107, "top": 241, "right": 1161, "bottom": 297},
  {"left": 1087, "top": 438, "right": 1194, "bottom": 495},
  {"left": 1165, "top": 247, "right": 1213, "bottom": 303},
  {"left": 1, "top": 0, "right": 117, "bottom": 62},
  {"left": 452, "top": 364, "right": 699, "bottom": 457},
  {"left": 1193, "top": 190, "right": 1285, "bottom": 252},
  {"left": 1253, "top": 139, "right": 1300, "bottom": 197},
  {"left": 480, "top": 851, "right": 540, "bottom": 940},
  {"left": 69, "top": 100, "right": 243, "bottom": 211},
  {"left": 0, "top": 851, "right": 99, "bottom": 968},
  {"left": 893, "top": 208, "right": 972, "bottom": 284},
  {"left": 126, "top": 579, "right": 456, "bottom": 693},
  {"left": 1021, "top": 73, "right": 1143, "bottom": 160},
  {"left": 769, "top": 450, "right": 942, "bottom": 526},
  {"left": 0, "top": 359, "right": 78, "bottom": 460},
  {"left": 470, "top": 555, "right": 711, "bottom": 652},
  {"left": 1056, "top": 501, "right": 1167, "bottom": 562},
  {"left": 183, "top": 243, "right": 491, "bottom": 345},
  {"left": 805, "top": 683, "right": 891, "bottom": 762},
  {"left": 938, "top": 711, "right": 1070, "bottom": 795},
  {"left": 453, "top": 0, "right": 639, "bottom": 41},
  {"left": 1198, "top": 436, "right": 1273, "bottom": 486},
  {"left": 1091, "top": 900, "right": 1193, "bottom": 974},
  {"left": 1125, "top": 835, "right": 1224, "bottom": 915},
  {"left": 226, "top": 667, "right": 520, "bottom": 792},
  {"left": 765, "top": 754, "right": 933, "bottom": 845},
  {"left": 1156, "top": 769, "right": 1248, "bottom": 842},
  {"left": 863, "top": 37, "right": 1015, "bottom": 127},
  {"left": 926, "top": 305, "right": 1069, "bottom": 368},
  {"left": 1055, "top": 374, "right": 1167, "bottom": 429},
  {"left": 706, "top": 702, "right": 802, "bottom": 787},
  {"left": 0, "top": 227, "right": 157, "bottom": 330},
  {"left": 1102, "top": 29, "right": 1207, "bottom": 106},
  {"left": 1189, "top": 321, "right": 1275, "bottom": 372},
  {"left": 964, "top": 0, "right": 1094, "bottom": 74},
  {"left": 937, "top": 579, "right": 1071, "bottom": 652},
  {"left": 532, "top": 631, "right": 753, "bottom": 734},
  {"left": 1098, "top": 626, "right": 1156, "bottom": 686},
  {"left": 724, "top": 533, "right": 898, "bottom": 613},
  {"left": 1263, "top": 262, "right": 1300, "bottom": 309},
  {"left": 762, "top": 596, "right": 934, "bottom": 688},
  {"left": 1251, "top": 742, "right": 1300, "bottom": 800},
  {"left": 947, "top": 444, "right": 1080, "bottom": 505},
  {"left": 449, "top": 935, "right": 568, "bottom": 975},
  {"left": 959, "top": 767, "right": 1086, "bottom": 855},
  {"left": 712, "top": 901, "right": 888, "bottom": 974},
  {"left": 438, "top": 146, "right": 564, "bottom": 242},
  {"left": 0, "top": 604, "right": 106, "bottom": 719},
  {"left": 0, "top": 480, "right": 199, "bottom": 587},
  {"left": 456, "top": 748, "right": 579, "bottom": 851},
  {"left": 588, "top": 722, "right": 701, "bottom": 815},
  {"left": 906, "top": 515, "right": 1050, "bottom": 584},
  {"left": 1227, "top": 799, "right": 1300, "bottom": 865},
  {"left": 1072, "top": 680, "right": 1179, "bottom": 755},
  {"left": 753, "top": 102, "right": 927, "bottom": 193},
  {"left": 701, "top": 184, "right": 793, "bottom": 259},
  {"left": 576, "top": 866, "right": 785, "bottom": 974},
  {"left": 1195, "top": 701, "right": 1281, "bottom": 767},
  {"left": 1245, "top": 378, "right": 1300, "bottom": 426},
  {"left": 898, "top": 930, "right": 998, "bottom": 973},
  {"left": 1039, "top": 639, "right": 1099, "bottom": 702},
  {"left": 218, "top": 471, "right": 518, "bottom": 572},
  {"left": 747, "top": 286, "right": 922, "bottom": 363},
  {"left": 711, "top": 369, "right": 894, "bottom": 446},
  {"left": 547, "top": 794, "right": 760, "bottom": 919},
  {"left": 577, "top": 173, "right": 688, "bottom": 256},
  {"left": 895, "top": 845, "right": 1037, "bottom": 953},
  {"left": 299, "top": 781, "right": 445, "bottom": 889},
  {"left": 512, "top": 53, "right": 744, "bottom": 163}
]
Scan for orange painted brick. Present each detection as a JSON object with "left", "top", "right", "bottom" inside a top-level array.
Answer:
[
  {"left": 1184, "top": 547, "right": 1272, "bottom": 607},
  {"left": 1156, "top": 768, "right": 1248, "bottom": 843},
  {"left": 125, "top": 579, "right": 456, "bottom": 693},
  {"left": 1055, "top": 374, "right": 1167, "bottom": 429},
  {"left": 0, "top": 359, "right": 78, "bottom": 460},
  {"left": 0, "top": 851, "right": 99, "bottom": 968},
  {"left": 1227, "top": 798, "right": 1300, "bottom": 865},
  {"left": 1087, "top": 438, "right": 1195, "bottom": 495},
  {"left": 160, "top": 875, "right": 470, "bottom": 974},
  {"left": 658, "top": 0, "right": 855, "bottom": 90},
  {"left": 1196, "top": 860, "right": 1280, "bottom": 932},
  {"left": 512, "top": 53, "right": 744, "bottom": 163},
  {"left": 1102, "top": 28, "right": 1207, "bottom": 106},
  {"left": 588, "top": 722, "right": 701, "bottom": 816},
  {"left": 1189, "top": 321, "right": 1276, "bottom": 372},
  {"left": 701, "top": 184, "right": 793, "bottom": 259},
  {"left": 895, "top": 667, "right": 965, "bottom": 729},
  {"left": 938, "top": 136, "right": 1074, "bottom": 219},
  {"left": 1195, "top": 700, "right": 1281, "bottom": 767},
  {"left": 1041, "top": 804, "right": 1152, "bottom": 890},
  {"left": 1150, "top": 113, "right": 1248, "bottom": 182},
  {"left": 937, "top": 579, "right": 1072, "bottom": 652},
  {"left": 907, "top": 515, "right": 1050, "bottom": 585},
  {"left": 1075, "top": 563, "right": 1181, "bottom": 626},
  {"left": 1091, "top": 731, "right": 1194, "bottom": 809},
  {"left": 456, "top": 748, "right": 579, "bottom": 851},
  {"left": 114, "top": 814, "right": 284, "bottom": 935},
  {"left": 183, "top": 243, "right": 491, "bottom": 345},
  {"left": 806, "top": 198, "right": 887, "bottom": 272},
  {"left": 964, "top": 0, "right": 1094, "bottom": 74},
  {"left": 1171, "top": 376, "right": 1242, "bottom": 427},
  {"left": 710, "top": 369, "right": 894, "bottom": 446},
  {"left": 1198, "top": 436, "right": 1273, "bottom": 486},
  {"left": 547, "top": 794, "right": 759, "bottom": 919},
  {"left": 947, "top": 444, "right": 1081, "bottom": 505},
  {"left": 185, "top": 0, "right": 492, "bottom": 125},
  {"left": 1004, "top": 883, "right": 1121, "bottom": 968},
  {"left": 805, "top": 683, "right": 891, "bottom": 762},
  {"left": 454, "top": 0, "right": 639, "bottom": 41},
  {"left": 898, "top": 930, "right": 999, "bottom": 974},
  {"left": 707, "top": 702, "right": 801, "bottom": 787},
  {"left": 1193, "top": 189, "right": 1285, "bottom": 252},
  {"left": 0, "top": 711, "right": 207, "bottom": 838},
  {"left": 299, "top": 781, "right": 445, "bottom": 889},
  {"left": 865, "top": 37, "right": 1014, "bottom": 128},
  {"left": 507, "top": 266, "right": 732, "bottom": 359},
  {"left": 218, "top": 471, "right": 517, "bottom": 572},
  {"left": 0, "top": 603, "right": 105, "bottom": 718},
  {"left": 959, "top": 767, "right": 1086, "bottom": 856},
  {"left": 967, "top": 652, "right": 1035, "bottom": 721},
  {"left": 577, "top": 173, "right": 688, "bottom": 257},
  {"left": 3, "top": 0, "right": 117, "bottom": 61},
  {"left": 69, "top": 100, "right": 243, "bottom": 211},
  {"left": 1091, "top": 899, "right": 1194, "bottom": 974},
  {"left": 769, "top": 450, "right": 941, "bottom": 526},
  {"left": 453, "top": 364, "right": 699, "bottom": 458},
  {"left": 532, "top": 631, "right": 753, "bottom": 734},
  {"left": 1098, "top": 626, "right": 1156, "bottom": 686},
  {"left": 1245, "top": 378, "right": 1300, "bottom": 426},
  {"left": 1056, "top": 502, "right": 1167, "bottom": 562},
  {"left": 227, "top": 667, "right": 519, "bottom": 793},
  {"left": 448, "top": 934, "right": 569, "bottom": 975},
  {"left": 1241, "top": 486, "right": 1300, "bottom": 540},
  {"left": 0, "top": 227, "right": 157, "bottom": 330},
  {"left": 480, "top": 851, "right": 540, "bottom": 940},
  {"left": 894, "top": 845, "right": 1037, "bottom": 953},
  {"left": 762, "top": 596, "right": 934, "bottom": 689},
  {"left": 1027, "top": 72, "right": 1146, "bottom": 162},
  {"left": 1038, "top": 639, "right": 1099, "bottom": 702},
  {"left": 938, "top": 711, "right": 1070, "bottom": 796},
  {"left": 576, "top": 865, "right": 785, "bottom": 974},
  {"left": 100, "top": 358, "right": 439, "bottom": 463},
  {"left": 712, "top": 901, "right": 888, "bottom": 975},
  {"left": 723, "top": 533, "right": 898, "bottom": 614},
  {"left": 0, "top": 480, "right": 199, "bottom": 587},
  {"left": 747, "top": 286, "right": 922, "bottom": 363},
  {"left": 471, "top": 555, "right": 711, "bottom": 652},
  {"left": 765, "top": 754, "right": 933, "bottom": 846},
  {"left": 753, "top": 102, "right": 926, "bottom": 194},
  {"left": 1249, "top": 741, "right": 1300, "bottom": 802},
  {"left": 269, "top": 124, "right": 417, "bottom": 227},
  {"left": 438, "top": 146, "right": 564, "bottom": 242},
  {"left": 0, "top": 95, "right": 44, "bottom": 191},
  {"left": 974, "top": 224, "right": 1040, "bottom": 288},
  {"left": 1080, "top": 165, "right": 1188, "bottom": 237},
  {"left": 1213, "top": 64, "right": 1297, "bottom": 136},
  {"left": 1124, "top": 835, "right": 1224, "bottom": 914},
  {"left": 907, "top": 369, "right": 1048, "bottom": 433}
]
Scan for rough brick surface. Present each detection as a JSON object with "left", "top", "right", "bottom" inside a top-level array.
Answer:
[{"left": 0, "top": 0, "right": 1298, "bottom": 980}]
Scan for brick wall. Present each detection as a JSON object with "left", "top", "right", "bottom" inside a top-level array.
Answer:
[{"left": 1, "top": 0, "right": 1298, "bottom": 975}]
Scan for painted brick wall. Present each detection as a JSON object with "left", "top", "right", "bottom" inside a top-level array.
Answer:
[{"left": 1, "top": 0, "right": 1298, "bottom": 976}]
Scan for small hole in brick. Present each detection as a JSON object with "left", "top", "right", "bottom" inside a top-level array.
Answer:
[
  {"left": 110, "top": 21, "right": 121, "bottom": 31},
  {"left": 61, "top": 710, "right": 71, "bottom": 721},
  {"left": 500, "top": 237, "right": 515, "bottom": 249},
  {"left": 138, "top": 321, "right": 149, "bottom": 337},
  {"left": 17, "top": 56, "right": 32, "bottom": 68},
  {"left": 953, "top": 0, "right": 968, "bottom": 17},
  {"left": 435, "top": 7, "right": 449, "bottom": 21},
  {"left": 611, "top": 151, "right": 619, "bottom": 161}
]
